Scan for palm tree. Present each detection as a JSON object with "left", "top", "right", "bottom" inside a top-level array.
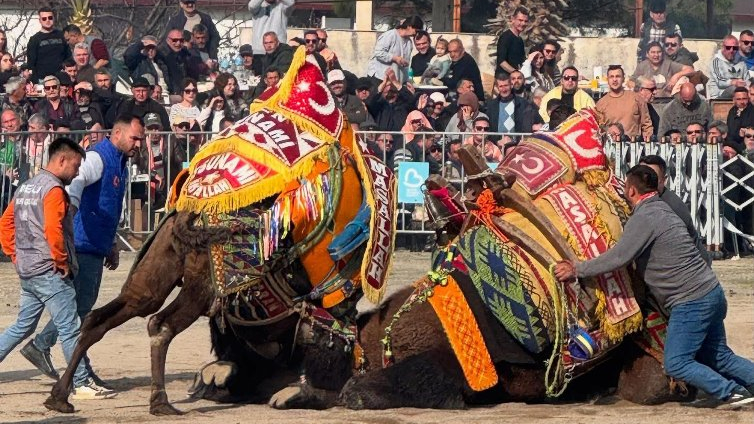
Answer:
[
  {"left": 487, "top": 0, "right": 569, "bottom": 48},
  {"left": 68, "top": 0, "right": 94, "bottom": 34}
]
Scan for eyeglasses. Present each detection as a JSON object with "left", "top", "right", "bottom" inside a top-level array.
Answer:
[
  {"left": 44, "top": 85, "right": 59, "bottom": 91},
  {"left": 664, "top": 42, "right": 678, "bottom": 47},
  {"left": 743, "top": 40, "right": 753, "bottom": 46},
  {"left": 184, "top": 88, "right": 198, "bottom": 94},
  {"left": 305, "top": 39, "right": 318, "bottom": 44},
  {"left": 40, "top": 16, "right": 54, "bottom": 22},
  {"left": 429, "top": 146, "right": 442, "bottom": 153},
  {"left": 641, "top": 86, "right": 657, "bottom": 92},
  {"left": 562, "top": 75, "right": 578, "bottom": 82},
  {"left": 745, "top": 134, "right": 754, "bottom": 139},
  {"left": 724, "top": 45, "right": 739, "bottom": 51},
  {"left": 176, "top": 123, "right": 190, "bottom": 130},
  {"left": 544, "top": 49, "right": 557, "bottom": 54},
  {"left": 169, "top": 38, "right": 183, "bottom": 43},
  {"left": 474, "top": 126, "right": 489, "bottom": 131},
  {"left": 378, "top": 138, "right": 394, "bottom": 144},
  {"left": 686, "top": 130, "right": 702, "bottom": 135}
]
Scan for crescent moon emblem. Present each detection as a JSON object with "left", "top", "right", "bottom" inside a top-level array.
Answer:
[
  {"left": 562, "top": 129, "right": 602, "bottom": 159},
  {"left": 307, "top": 81, "right": 336, "bottom": 116},
  {"left": 521, "top": 156, "right": 545, "bottom": 174}
]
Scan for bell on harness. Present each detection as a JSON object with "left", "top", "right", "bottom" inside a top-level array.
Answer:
[{"left": 567, "top": 326, "right": 599, "bottom": 361}]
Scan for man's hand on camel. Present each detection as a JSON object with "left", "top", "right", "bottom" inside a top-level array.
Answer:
[{"left": 554, "top": 260, "right": 576, "bottom": 282}]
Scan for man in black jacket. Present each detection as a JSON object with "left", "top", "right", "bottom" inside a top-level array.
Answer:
[
  {"left": 124, "top": 35, "right": 172, "bottom": 92},
  {"left": 410, "top": 31, "right": 435, "bottom": 77},
  {"left": 26, "top": 7, "right": 70, "bottom": 83},
  {"left": 158, "top": 29, "right": 193, "bottom": 96},
  {"left": 486, "top": 74, "right": 543, "bottom": 134},
  {"left": 442, "top": 39, "right": 485, "bottom": 102},
  {"left": 167, "top": 0, "right": 220, "bottom": 60},
  {"left": 366, "top": 69, "right": 416, "bottom": 132},
  {"left": 111, "top": 77, "right": 170, "bottom": 130},
  {"left": 726, "top": 87, "right": 754, "bottom": 147}
]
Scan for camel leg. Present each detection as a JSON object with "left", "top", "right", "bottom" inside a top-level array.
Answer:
[{"left": 148, "top": 253, "right": 213, "bottom": 416}]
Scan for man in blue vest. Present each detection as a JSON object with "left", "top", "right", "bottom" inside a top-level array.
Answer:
[{"left": 19, "top": 114, "right": 145, "bottom": 387}]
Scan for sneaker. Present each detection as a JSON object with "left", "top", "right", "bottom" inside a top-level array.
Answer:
[
  {"left": 71, "top": 378, "right": 118, "bottom": 400},
  {"left": 684, "top": 387, "right": 754, "bottom": 410},
  {"left": 19, "top": 340, "right": 59, "bottom": 380},
  {"left": 88, "top": 370, "right": 115, "bottom": 391}
]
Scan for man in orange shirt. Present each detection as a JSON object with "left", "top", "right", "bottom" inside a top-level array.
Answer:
[{"left": 0, "top": 137, "right": 115, "bottom": 400}]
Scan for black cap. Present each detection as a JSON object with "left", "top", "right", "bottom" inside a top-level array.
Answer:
[
  {"left": 239, "top": 44, "right": 253, "bottom": 56},
  {"left": 132, "top": 76, "right": 152, "bottom": 88},
  {"left": 56, "top": 72, "right": 72, "bottom": 86},
  {"left": 355, "top": 77, "right": 372, "bottom": 90},
  {"left": 649, "top": 0, "right": 666, "bottom": 13}
]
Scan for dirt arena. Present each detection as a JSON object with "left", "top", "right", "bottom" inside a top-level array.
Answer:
[{"left": 0, "top": 252, "right": 752, "bottom": 424}]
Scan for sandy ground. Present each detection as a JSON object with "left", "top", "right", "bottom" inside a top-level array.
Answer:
[{"left": 0, "top": 252, "right": 752, "bottom": 424}]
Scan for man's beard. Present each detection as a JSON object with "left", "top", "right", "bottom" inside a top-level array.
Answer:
[{"left": 512, "top": 85, "right": 525, "bottom": 95}]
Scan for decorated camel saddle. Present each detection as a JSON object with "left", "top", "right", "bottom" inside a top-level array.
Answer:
[
  {"left": 168, "top": 47, "right": 396, "bottom": 329},
  {"left": 419, "top": 109, "right": 666, "bottom": 394}
]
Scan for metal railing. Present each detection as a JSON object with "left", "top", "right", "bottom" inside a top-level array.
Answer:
[{"left": 0, "top": 129, "right": 751, "bottom": 255}]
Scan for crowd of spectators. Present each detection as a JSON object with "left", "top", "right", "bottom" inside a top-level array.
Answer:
[{"left": 0, "top": 0, "right": 751, "bottom": 253}]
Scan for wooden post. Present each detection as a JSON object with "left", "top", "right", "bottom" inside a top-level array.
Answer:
[
  {"left": 635, "top": 0, "right": 644, "bottom": 37},
  {"left": 453, "top": 0, "right": 461, "bottom": 33}
]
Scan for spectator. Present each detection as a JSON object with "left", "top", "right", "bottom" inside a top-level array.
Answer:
[
  {"left": 496, "top": 6, "right": 529, "bottom": 75},
  {"left": 426, "top": 92, "right": 452, "bottom": 131},
  {"left": 237, "top": 44, "right": 257, "bottom": 83},
  {"left": 354, "top": 77, "right": 372, "bottom": 103},
  {"left": 25, "top": 113, "right": 52, "bottom": 177},
  {"left": 57, "top": 73, "right": 74, "bottom": 100},
  {"left": 62, "top": 59, "right": 78, "bottom": 83},
  {"left": 315, "top": 29, "right": 340, "bottom": 72},
  {"left": 159, "top": 29, "right": 192, "bottom": 96},
  {"left": 539, "top": 66, "right": 595, "bottom": 123},
  {"left": 636, "top": 76, "right": 660, "bottom": 135},
  {"left": 189, "top": 24, "right": 215, "bottom": 68},
  {"left": 750, "top": 85, "right": 754, "bottom": 106},
  {"left": 72, "top": 43, "right": 96, "bottom": 84},
  {"left": 685, "top": 121, "right": 705, "bottom": 143},
  {"left": 442, "top": 39, "right": 485, "bottom": 102},
  {"left": 249, "top": 0, "right": 294, "bottom": 57},
  {"left": 421, "top": 38, "right": 450, "bottom": 84},
  {"left": 664, "top": 33, "right": 698, "bottom": 67},
  {"left": 401, "top": 110, "right": 432, "bottom": 142},
  {"left": 136, "top": 113, "right": 170, "bottom": 207},
  {"left": 124, "top": 35, "right": 171, "bottom": 96},
  {"left": 708, "top": 120, "right": 728, "bottom": 144},
  {"left": 169, "top": 77, "right": 201, "bottom": 127},
  {"left": 596, "top": 65, "right": 653, "bottom": 139},
  {"left": 250, "top": 66, "right": 281, "bottom": 99},
  {"left": 203, "top": 73, "right": 248, "bottom": 122},
  {"left": 91, "top": 70, "right": 122, "bottom": 125},
  {"left": 261, "top": 32, "right": 293, "bottom": 76},
  {"left": 442, "top": 138, "right": 464, "bottom": 182},
  {"left": 664, "top": 128, "right": 682, "bottom": 144},
  {"left": 113, "top": 77, "right": 170, "bottom": 129},
  {"left": 34, "top": 75, "right": 78, "bottom": 125},
  {"left": 521, "top": 46, "right": 555, "bottom": 93},
  {"left": 509, "top": 69, "right": 528, "bottom": 98},
  {"left": 720, "top": 138, "right": 748, "bottom": 256},
  {"left": 366, "top": 16, "right": 424, "bottom": 85},
  {"left": 726, "top": 87, "right": 754, "bottom": 147},
  {"left": 392, "top": 124, "right": 440, "bottom": 175},
  {"left": 151, "top": 84, "right": 164, "bottom": 103},
  {"left": 464, "top": 115, "right": 502, "bottom": 163},
  {"left": 531, "top": 86, "right": 547, "bottom": 108},
  {"left": 167, "top": 0, "right": 220, "bottom": 60},
  {"left": 303, "top": 30, "right": 327, "bottom": 74},
  {"left": 0, "top": 29, "right": 7, "bottom": 54},
  {"left": 73, "top": 81, "right": 104, "bottom": 131},
  {"left": 708, "top": 35, "right": 748, "bottom": 99},
  {"left": 736, "top": 29, "right": 754, "bottom": 70},
  {"left": 632, "top": 41, "right": 693, "bottom": 96},
  {"left": 410, "top": 31, "right": 434, "bottom": 78},
  {"left": 445, "top": 91, "right": 487, "bottom": 136},
  {"left": 2, "top": 77, "right": 33, "bottom": 125},
  {"left": 542, "top": 40, "right": 562, "bottom": 85},
  {"left": 486, "top": 73, "right": 543, "bottom": 135},
  {"left": 366, "top": 69, "right": 415, "bottom": 132},
  {"left": 0, "top": 53, "right": 18, "bottom": 93},
  {"left": 328, "top": 69, "right": 367, "bottom": 128},
  {"left": 636, "top": 0, "right": 681, "bottom": 62},
  {"left": 657, "top": 82, "right": 712, "bottom": 137},
  {"left": 26, "top": 7, "right": 70, "bottom": 83},
  {"left": 220, "top": 117, "right": 235, "bottom": 131},
  {"left": 606, "top": 122, "right": 626, "bottom": 142},
  {"left": 62, "top": 24, "right": 109, "bottom": 69},
  {"left": 369, "top": 132, "right": 395, "bottom": 169},
  {"left": 198, "top": 95, "right": 226, "bottom": 133}
]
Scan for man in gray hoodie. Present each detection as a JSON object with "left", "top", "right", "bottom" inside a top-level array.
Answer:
[
  {"left": 555, "top": 165, "right": 754, "bottom": 409},
  {"left": 657, "top": 82, "right": 712, "bottom": 137},
  {"left": 249, "top": 0, "right": 294, "bottom": 56}
]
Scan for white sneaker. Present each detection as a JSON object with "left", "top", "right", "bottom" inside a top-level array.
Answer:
[{"left": 71, "top": 378, "right": 118, "bottom": 400}]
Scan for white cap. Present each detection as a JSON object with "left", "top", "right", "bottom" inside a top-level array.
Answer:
[
  {"left": 327, "top": 69, "right": 345, "bottom": 83},
  {"left": 429, "top": 92, "right": 446, "bottom": 105}
]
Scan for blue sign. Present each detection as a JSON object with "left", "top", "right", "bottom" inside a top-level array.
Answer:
[{"left": 397, "top": 162, "right": 429, "bottom": 204}]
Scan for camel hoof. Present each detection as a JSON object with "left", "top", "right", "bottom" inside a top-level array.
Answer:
[
  {"left": 150, "top": 402, "right": 184, "bottom": 416},
  {"left": 44, "top": 395, "right": 74, "bottom": 413},
  {"left": 268, "top": 386, "right": 303, "bottom": 409}
]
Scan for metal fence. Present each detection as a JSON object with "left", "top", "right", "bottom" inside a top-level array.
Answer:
[{"left": 1, "top": 129, "right": 751, "bottom": 255}]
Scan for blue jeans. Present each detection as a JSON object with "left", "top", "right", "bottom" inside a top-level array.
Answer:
[
  {"left": 664, "top": 284, "right": 754, "bottom": 399},
  {"left": 34, "top": 253, "right": 104, "bottom": 372},
  {"left": 0, "top": 271, "right": 89, "bottom": 386}
]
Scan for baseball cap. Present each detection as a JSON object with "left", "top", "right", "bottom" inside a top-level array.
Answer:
[
  {"left": 239, "top": 44, "right": 253, "bottom": 56},
  {"left": 132, "top": 76, "right": 151, "bottom": 88},
  {"left": 355, "top": 77, "right": 372, "bottom": 90},
  {"left": 172, "top": 115, "right": 190, "bottom": 127},
  {"left": 649, "top": 0, "right": 666, "bottom": 13},
  {"left": 144, "top": 112, "right": 162, "bottom": 129},
  {"left": 327, "top": 69, "right": 345, "bottom": 83},
  {"left": 429, "top": 92, "right": 446, "bottom": 105}
]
